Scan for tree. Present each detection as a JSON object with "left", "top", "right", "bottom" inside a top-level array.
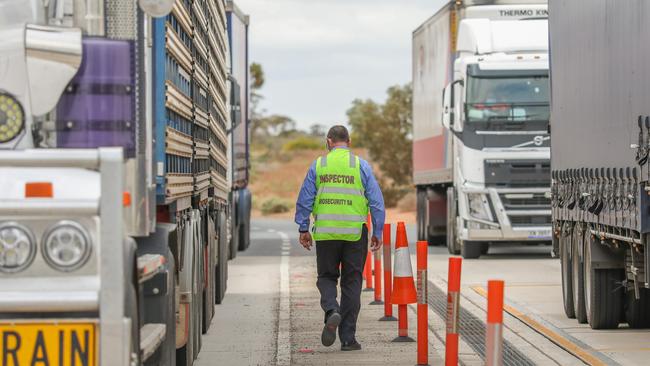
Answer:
[
  {"left": 249, "top": 62, "right": 266, "bottom": 139},
  {"left": 248, "top": 62, "right": 297, "bottom": 140},
  {"left": 309, "top": 124, "right": 326, "bottom": 138},
  {"left": 347, "top": 84, "right": 413, "bottom": 205}
]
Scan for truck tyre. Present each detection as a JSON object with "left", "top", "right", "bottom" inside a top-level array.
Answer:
[
  {"left": 417, "top": 187, "right": 427, "bottom": 242},
  {"left": 572, "top": 228, "right": 587, "bottom": 323},
  {"left": 238, "top": 188, "right": 252, "bottom": 251},
  {"left": 238, "top": 219, "right": 250, "bottom": 251},
  {"left": 480, "top": 243, "right": 489, "bottom": 255},
  {"left": 560, "top": 224, "right": 575, "bottom": 319},
  {"left": 625, "top": 288, "right": 650, "bottom": 328},
  {"left": 446, "top": 187, "right": 460, "bottom": 254},
  {"left": 584, "top": 234, "right": 623, "bottom": 329},
  {"left": 461, "top": 241, "right": 482, "bottom": 259},
  {"left": 229, "top": 218, "right": 238, "bottom": 260},
  {"left": 215, "top": 211, "right": 228, "bottom": 304}
]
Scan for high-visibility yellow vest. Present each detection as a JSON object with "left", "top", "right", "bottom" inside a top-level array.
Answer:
[{"left": 313, "top": 148, "right": 368, "bottom": 242}]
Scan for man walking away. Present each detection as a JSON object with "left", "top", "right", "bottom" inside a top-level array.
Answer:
[{"left": 295, "top": 125, "right": 385, "bottom": 351}]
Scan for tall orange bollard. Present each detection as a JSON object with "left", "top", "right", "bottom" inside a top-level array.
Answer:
[
  {"left": 446, "top": 257, "right": 462, "bottom": 366},
  {"left": 364, "top": 214, "right": 373, "bottom": 291},
  {"left": 391, "top": 222, "right": 417, "bottom": 342},
  {"left": 380, "top": 224, "right": 397, "bottom": 321},
  {"left": 417, "top": 241, "right": 429, "bottom": 365},
  {"left": 486, "top": 280, "right": 504, "bottom": 366}
]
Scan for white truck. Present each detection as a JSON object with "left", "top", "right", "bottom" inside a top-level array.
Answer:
[
  {"left": 413, "top": 0, "right": 552, "bottom": 258},
  {"left": 0, "top": 0, "right": 249, "bottom": 365}
]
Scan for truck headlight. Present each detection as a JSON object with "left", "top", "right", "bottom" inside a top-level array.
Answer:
[
  {"left": 0, "top": 222, "right": 36, "bottom": 273},
  {"left": 0, "top": 93, "right": 25, "bottom": 143},
  {"left": 42, "top": 221, "right": 92, "bottom": 272},
  {"left": 467, "top": 193, "right": 493, "bottom": 221}
]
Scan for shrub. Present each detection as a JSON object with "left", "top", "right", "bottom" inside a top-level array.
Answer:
[
  {"left": 282, "top": 137, "right": 322, "bottom": 152},
  {"left": 260, "top": 197, "right": 292, "bottom": 215}
]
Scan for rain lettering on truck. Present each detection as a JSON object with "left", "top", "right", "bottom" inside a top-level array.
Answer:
[{"left": 1, "top": 328, "right": 92, "bottom": 366}]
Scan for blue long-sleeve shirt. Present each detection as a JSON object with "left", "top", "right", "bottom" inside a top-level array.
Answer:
[{"left": 295, "top": 147, "right": 386, "bottom": 240}]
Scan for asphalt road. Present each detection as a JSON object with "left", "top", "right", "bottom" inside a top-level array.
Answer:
[{"left": 195, "top": 217, "right": 650, "bottom": 365}]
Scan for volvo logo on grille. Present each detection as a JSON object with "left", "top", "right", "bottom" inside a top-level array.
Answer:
[{"left": 533, "top": 136, "right": 545, "bottom": 146}]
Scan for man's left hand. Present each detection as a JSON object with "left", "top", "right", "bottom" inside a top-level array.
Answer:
[{"left": 370, "top": 236, "right": 382, "bottom": 252}]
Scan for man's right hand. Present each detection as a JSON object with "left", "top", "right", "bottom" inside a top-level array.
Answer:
[{"left": 299, "top": 232, "right": 313, "bottom": 251}]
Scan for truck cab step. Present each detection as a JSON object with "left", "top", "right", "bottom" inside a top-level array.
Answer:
[
  {"left": 137, "top": 254, "right": 166, "bottom": 284},
  {"left": 140, "top": 323, "right": 166, "bottom": 361}
]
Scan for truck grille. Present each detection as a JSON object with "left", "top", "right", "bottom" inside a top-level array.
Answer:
[
  {"left": 500, "top": 193, "right": 550, "bottom": 210},
  {"left": 509, "top": 216, "right": 552, "bottom": 226},
  {"left": 485, "top": 160, "right": 550, "bottom": 187}
]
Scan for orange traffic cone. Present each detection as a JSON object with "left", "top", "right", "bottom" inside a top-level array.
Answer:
[{"left": 392, "top": 221, "right": 417, "bottom": 342}]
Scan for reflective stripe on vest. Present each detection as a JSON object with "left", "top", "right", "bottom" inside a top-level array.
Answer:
[
  {"left": 317, "top": 186, "right": 364, "bottom": 196},
  {"left": 314, "top": 226, "right": 362, "bottom": 235},
  {"left": 313, "top": 149, "right": 368, "bottom": 242},
  {"left": 315, "top": 214, "right": 367, "bottom": 222}
]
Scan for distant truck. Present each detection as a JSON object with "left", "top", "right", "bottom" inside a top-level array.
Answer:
[
  {"left": 412, "top": 0, "right": 551, "bottom": 258},
  {"left": 0, "top": 0, "right": 250, "bottom": 365},
  {"left": 226, "top": 0, "right": 252, "bottom": 256},
  {"left": 550, "top": 0, "right": 650, "bottom": 329}
]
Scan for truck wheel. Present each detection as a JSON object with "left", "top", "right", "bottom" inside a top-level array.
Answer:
[
  {"left": 572, "top": 228, "right": 587, "bottom": 323},
  {"left": 584, "top": 234, "right": 623, "bottom": 329},
  {"left": 229, "top": 220, "right": 238, "bottom": 260},
  {"left": 480, "top": 243, "right": 489, "bottom": 255},
  {"left": 461, "top": 241, "right": 482, "bottom": 259},
  {"left": 625, "top": 288, "right": 650, "bottom": 328},
  {"left": 417, "top": 187, "right": 427, "bottom": 241},
  {"left": 238, "top": 219, "right": 250, "bottom": 251},
  {"left": 446, "top": 187, "right": 460, "bottom": 255},
  {"left": 215, "top": 211, "right": 228, "bottom": 304},
  {"left": 560, "top": 224, "right": 575, "bottom": 318}
]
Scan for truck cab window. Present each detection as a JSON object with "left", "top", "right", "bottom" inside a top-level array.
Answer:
[{"left": 465, "top": 75, "right": 549, "bottom": 124}]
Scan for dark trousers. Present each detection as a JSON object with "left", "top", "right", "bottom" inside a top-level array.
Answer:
[{"left": 315, "top": 225, "right": 368, "bottom": 343}]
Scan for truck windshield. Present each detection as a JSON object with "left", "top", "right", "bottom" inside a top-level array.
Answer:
[{"left": 465, "top": 75, "right": 549, "bottom": 123}]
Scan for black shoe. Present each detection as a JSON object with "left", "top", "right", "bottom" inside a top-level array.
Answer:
[
  {"left": 341, "top": 340, "right": 362, "bottom": 351},
  {"left": 321, "top": 311, "right": 341, "bottom": 347}
]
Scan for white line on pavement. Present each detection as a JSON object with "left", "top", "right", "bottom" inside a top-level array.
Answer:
[{"left": 276, "top": 231, "right": 291, "bottom": 366}]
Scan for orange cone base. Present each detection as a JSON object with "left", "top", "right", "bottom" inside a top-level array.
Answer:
[
  {"left": 379, "top": 315, "right": 397, "bottom": 321},
  {"left": 391, "top": 336, "right": 415, "bottom": 343},
  {"left": 369, "top": 300, "right": 384, "bottom": 305},
  {"left": 392, "top": 277, "right": 417, "bottom": 304}
]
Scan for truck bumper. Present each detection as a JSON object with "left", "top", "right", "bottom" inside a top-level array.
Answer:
[{"left": 458, "top": 186, "right": 552, "bottom": 242}]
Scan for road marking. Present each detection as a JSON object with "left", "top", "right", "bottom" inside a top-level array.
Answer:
[
  {"left": 472, "top": 286, "right": 608, "bottom": 366},
  {"left": 276, "top": 231, "right": 291, "bottom": 366}
]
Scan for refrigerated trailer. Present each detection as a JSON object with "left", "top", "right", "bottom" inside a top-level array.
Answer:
[
  {"left": 0, "top": 0, "right": 250, "bottom": 364},
  {"left": 550, "top": 0, "right": 650, "bottom": 330},
  {"left": 413, "top": 0, "right": 552, "bottom": 258}
]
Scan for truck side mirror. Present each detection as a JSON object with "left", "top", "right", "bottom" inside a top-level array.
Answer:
[
  {"left": 139, "top": 0, "right": 174, "bottom": 17},
  {"left": 442, "top": 83, "right": 452, "bottom": 130},
  {"left": 442, "top": 80, "right": 464, "bottom": 132}
]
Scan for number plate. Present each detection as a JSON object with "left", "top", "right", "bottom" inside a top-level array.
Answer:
[
  {"left": 0, "top": 322, "right": 97, "bottom": 366},
  {"left": 528, "top": 230, "right": 552, "bottom": 239}
]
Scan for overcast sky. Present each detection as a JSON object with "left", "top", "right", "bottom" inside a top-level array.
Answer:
[{"left": 236, "top": 0, "right": 447, "bottom": 130}]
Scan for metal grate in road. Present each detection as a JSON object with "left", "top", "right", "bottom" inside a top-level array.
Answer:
[{"left": 427, "top": 280, "right": 535, "bottom": 366}]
